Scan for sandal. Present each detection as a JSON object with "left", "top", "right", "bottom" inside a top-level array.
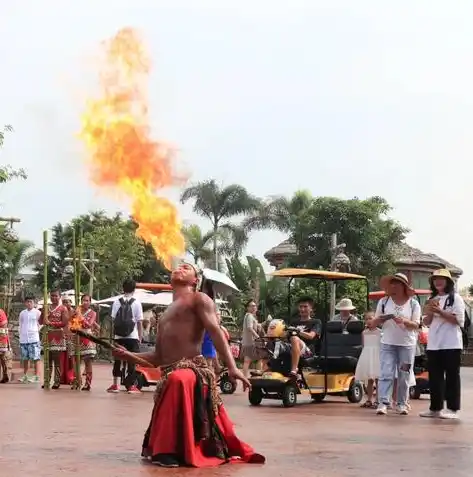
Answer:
[{"left": 360, "top": 401, "right": 373, "bottom": 408}]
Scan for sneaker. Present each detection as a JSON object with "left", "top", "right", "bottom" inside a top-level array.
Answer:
[
  {"left": 18, "top": 375, "right": 29, "bottom": 384},
  {"left": 127, "top": 385, "right": 141, "bottom": 394},
  {"left": 106, "top": 384, "right": 120, "bottom": 393},
  {"left": 397, "top": 404, "right": 409, "bottom": 415},
  {"left": 28, "top": 375, "right": 40, "bottom": 384},
  {"left": 440, "top": 410, "right": 460, "bottom": 420},
  {"left": 376, "top": 403, "right": 388, "bottom": 415},
  {"left": 419, "top": 409, "right": 441, "bottom": 418}
]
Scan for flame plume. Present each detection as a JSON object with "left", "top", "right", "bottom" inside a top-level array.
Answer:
[{"left": 79, "top": 28, "right": 185, "bottom": 269}]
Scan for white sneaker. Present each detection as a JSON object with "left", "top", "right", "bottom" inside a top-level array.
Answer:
[
  {"left": 18, "top": 375, "right": 28, "bottom": 384},
  {"left": 397, "top": 404, "right": 409, "bottom": 415},
  {"left": 376, "top": 403, "right": 388, "bottom": 415},
  {"left": 440, "top": 410, "right": 459, "bottom": 420},
  {"left": 419, "top": 409, "right": 441, "bottom": 418}
]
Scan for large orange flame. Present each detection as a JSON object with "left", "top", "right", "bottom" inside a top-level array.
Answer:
[{"left": 79, "top": 28, "right": 185, "bottom": 269}]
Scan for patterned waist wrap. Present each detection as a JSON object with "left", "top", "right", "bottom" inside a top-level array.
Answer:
[{"left": 155, "top": 356, "right": 225, "bottom": 447}]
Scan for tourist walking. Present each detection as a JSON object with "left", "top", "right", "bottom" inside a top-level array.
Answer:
[
  {"left": 420, "top": 269, "right": 465, "bottom": 420},
  {"left": 241, "top": 300, "right": 262, "bottom": 378},
  {"left": 374, "top": 273, "right": 421, "bottom": 415},
  {"left": 107, "top": 279, "right": 143, "bottom": 394},
  {"left": 18, "top": 295, "right": 42, "bottom": 383}
]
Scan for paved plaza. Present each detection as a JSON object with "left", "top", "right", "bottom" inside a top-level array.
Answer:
[{"left": 1, "top": 363, "right": 473, "bottom": 477}]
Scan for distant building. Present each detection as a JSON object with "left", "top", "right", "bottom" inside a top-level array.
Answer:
[{"left": 263, "top": 240, "right": 462, "bottom": 288}]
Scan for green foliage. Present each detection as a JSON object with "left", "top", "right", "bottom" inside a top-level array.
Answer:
[
  {"left": 225, "top": 256, "right": 286, "bottom": 324},
  {"left": 81, "top": 223, "right": 146, "bottom": 296},
  {"left": 0, "top": 125, "right": 27, "bottom": 183},
  {"left": 181, "top": 180, "right": 261, "bottom": 267},
  {"left": 289, "top": 196, "right": 406, "bottom": 284},
  {"left": 33, "top": 211, "right": 170, "bottom": 296}
]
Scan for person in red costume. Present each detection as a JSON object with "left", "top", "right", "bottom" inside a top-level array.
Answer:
[
  {"left": 40, "top": 290, "right": 69, "bottom": 389},
  {"left": 114, "top": 263, "right": 265, "bottom": 468}
]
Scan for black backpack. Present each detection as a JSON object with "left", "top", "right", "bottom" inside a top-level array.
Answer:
[{"left": 113, "top": 297, "right": 136, "bottom": 337}]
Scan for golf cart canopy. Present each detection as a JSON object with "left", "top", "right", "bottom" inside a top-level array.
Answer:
[{"left": 271, "top": 268, "right": 366, "bottom": 281}]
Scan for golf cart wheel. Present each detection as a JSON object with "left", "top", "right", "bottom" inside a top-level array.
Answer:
[
  {"left": 282, "top": 384, "right": 298, "bottom": 407},
  {"left": 248, "top": 388, "right": 263, "bottom": 406},
  {"left": 409, "top": 386, "right": 421, "bottom": 400},
  {"left": 311, "top": 393, "right": 326, "bottom": 403},
  {"left": 135, "top": 374, "right": 146, "bottom": 391},
  {"left": 347, "top": 380, "right": 363, "bottom": 403},
  {"left": 220, "top": 376, "right": 237, "bottom": 394}
]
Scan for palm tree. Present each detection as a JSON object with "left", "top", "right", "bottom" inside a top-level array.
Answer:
[
  {"left": 182, "top": 224, "right": 215, "bottom": 267},
  {"left": 243, "top": 189, "right": 313, "bottom": 233},
  {"left": 4, "top": 240, "right": 42, "bottom": 295},
  {"left": 180, "top": 180, "right": 261, "bottom": 269}
]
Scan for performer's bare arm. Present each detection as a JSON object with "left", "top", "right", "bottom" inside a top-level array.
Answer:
[
  {"left": 195, "top": 293, "right": 237, "bottom": 372},
  {"left": 60, "top": 309, "right": 69, "bottom": 327}
]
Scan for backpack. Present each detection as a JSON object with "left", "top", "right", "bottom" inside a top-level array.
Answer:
[{"left": 113, "top": 297, "right": 136, "bottom": 337}]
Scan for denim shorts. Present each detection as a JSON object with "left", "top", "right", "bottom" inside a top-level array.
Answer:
[{"left": 20, "top": 342, "right": 41, "bottom": 361}]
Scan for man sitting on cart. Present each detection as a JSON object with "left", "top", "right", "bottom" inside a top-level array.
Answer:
[{"left": 287, "top": 296, "right": 321, "bottom": 377}]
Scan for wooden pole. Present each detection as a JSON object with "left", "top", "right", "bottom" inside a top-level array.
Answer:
[
  {"left": 72, "top": 228, "right": 81, "bottom": 390},
  {"left": 42, "top": 231, "right": 50, "bottom": 390}
]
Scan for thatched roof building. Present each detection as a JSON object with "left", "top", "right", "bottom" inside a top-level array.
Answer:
[{"left": 264, "top": 240, "right": 462, "bottom": 282}]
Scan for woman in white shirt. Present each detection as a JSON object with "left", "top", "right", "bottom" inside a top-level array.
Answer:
[
  {"left": 373, "top": 273, "right": 421, "bottom": 416},
  {"left": 420, "top": 269, "right": 465, "bottom": 420}
]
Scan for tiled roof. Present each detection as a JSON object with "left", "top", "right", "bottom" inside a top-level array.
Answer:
[{"left": 264, "top": 240, "right": 462, "bottom": 275}]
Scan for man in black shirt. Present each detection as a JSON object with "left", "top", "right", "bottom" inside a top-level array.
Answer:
[{"left": 288, "top": 296, "right": 321, "bottom": 376}]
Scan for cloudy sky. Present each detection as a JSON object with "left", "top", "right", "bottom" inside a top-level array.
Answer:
[{"left": 1, "top": 1, "right": 473, "bottom": 283}]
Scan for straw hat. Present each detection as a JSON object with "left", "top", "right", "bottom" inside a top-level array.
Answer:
[
  {"left": 429, "top": 268, "right": 454, "bottom": 286},
  {"left": 380, "top": 272, "right": 415, "bottom": 296},
  {"left": 335, "top": 298, "right": 356, "bottom": 311}
]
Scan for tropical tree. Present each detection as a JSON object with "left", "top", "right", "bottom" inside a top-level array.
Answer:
[
  {"left": 33, "top": 211, "right": 170, "bottom": 295},
  {"left": 180, "top": 180, "right": 261, "bottom": 269},
  {"left": 81, "top": 223, "right": 147, "bottom": 296},
  {"left": 225, "top": 256, "right": 286, "bottom": 323},
  {"left": 182, "top": 224, "right": 215, "bottom": 267},
  {"left": 244, "top": 189, "right": 313, "bottom": 235},
  {"left": 291, "top": 196, "right": 407, "bottom": 283},
  {"left": 0, "top": 125, "right": 27, "bottom": 182}
]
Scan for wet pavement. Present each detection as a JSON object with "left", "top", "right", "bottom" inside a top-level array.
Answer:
[{"left": 1, "top": 364, "right": 473, "bottom": 477}]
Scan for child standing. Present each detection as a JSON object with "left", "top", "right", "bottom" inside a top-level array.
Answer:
[
  {"left": 356, "top": 311, "right": 381, "bottom": 407},
  {"left": 18, "top": 296, "right": 42, "bottom": 383},
  {"left": 0, "top": 307, "right": 10, "bottom": 383}
]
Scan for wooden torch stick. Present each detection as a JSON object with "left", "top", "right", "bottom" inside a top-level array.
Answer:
[{"left": 42, "top": 230, "right": 50, "bottom": 390}]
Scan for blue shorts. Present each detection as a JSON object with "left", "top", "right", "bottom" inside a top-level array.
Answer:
[
  {"left": 201, "top": 333, "right": 216, "bottom": 359},
  {"left": 20, "top": 342, "right": 41, "bottom": 361}
]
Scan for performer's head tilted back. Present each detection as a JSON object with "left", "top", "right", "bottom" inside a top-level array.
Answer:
[{"left": 170, "top": 262, "right": 202, "bottom": 291}]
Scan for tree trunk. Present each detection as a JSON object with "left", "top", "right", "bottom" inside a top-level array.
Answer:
[{"left": 213, "top": 224, "right": 219, "bottom": 271}]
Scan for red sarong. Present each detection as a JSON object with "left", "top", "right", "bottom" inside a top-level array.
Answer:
[
  {"left": 59, "top": 351, "right": 74, "bottom": 385},
  {"left": 142, "top": 366, "right": 265, "bottom": 467}
]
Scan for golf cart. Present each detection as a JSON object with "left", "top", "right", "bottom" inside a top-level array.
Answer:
[{"left": 248, "top": 268, "right": 368, "bottom": 407}]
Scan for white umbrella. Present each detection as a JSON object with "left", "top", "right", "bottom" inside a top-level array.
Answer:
[
  {"left": 94, "top": 289, "right": 152, "bottom": 305},
  {"left": 202, "top": 268, "right": 239, "bottom": 295}
]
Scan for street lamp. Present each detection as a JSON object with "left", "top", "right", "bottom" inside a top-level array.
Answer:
[
  {"left": 329, "top": 234, "right": 351, "bottom": 320},
  {"left": 0, "top": 217, "right": 20, "bottom": 243}
]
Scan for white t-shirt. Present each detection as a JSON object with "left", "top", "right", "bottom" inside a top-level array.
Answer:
[
  {"left": 111, "top": 293, "right": 143, "bottom": 340},
  {"left": 19, "top": 308, "right": 41, "bottom": 344},
  {"left": 427, "top": 293, "right": 465, "bottom": 351},
  {"left": 375, "top": 297, "right": 421, "bottom": 347}
]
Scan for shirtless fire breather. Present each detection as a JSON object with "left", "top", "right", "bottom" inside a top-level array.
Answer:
[{"left": 113, "top": 262, "right": 265, "bottom": 468}]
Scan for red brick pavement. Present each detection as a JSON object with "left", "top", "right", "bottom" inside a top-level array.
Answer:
[{"left": 1, "top": 363, "right": 473, "bottom": 477}]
